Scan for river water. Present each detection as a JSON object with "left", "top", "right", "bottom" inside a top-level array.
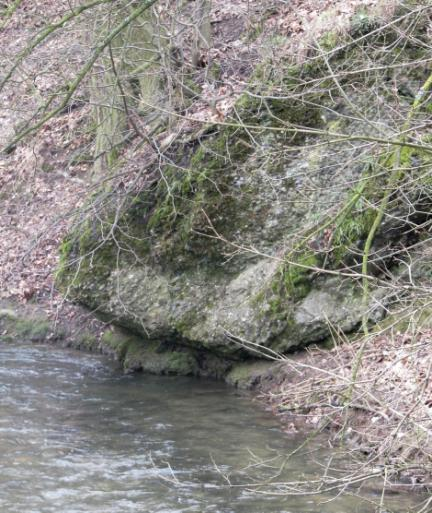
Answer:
[{"left": 0, "top": 343, "right": 422, "bottom": 513}]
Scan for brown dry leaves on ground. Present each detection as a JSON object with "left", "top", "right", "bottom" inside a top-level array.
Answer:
[
  {"left": 0, "top": 0, "right": 92, "bottom": 307},
  {"left": 0, "top": 110, "right": 91, "bottom": 303}
]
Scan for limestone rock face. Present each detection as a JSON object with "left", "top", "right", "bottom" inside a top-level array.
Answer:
[
  {"left": 56, "top": 117, "right": 379, "bottom": 358},
  {"left": 57, "top": 13, "right": 431, "bottom": 364}
]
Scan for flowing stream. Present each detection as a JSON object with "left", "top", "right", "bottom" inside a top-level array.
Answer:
[{"left": 0, "top": 343, "right": 422, "bottom": 513}]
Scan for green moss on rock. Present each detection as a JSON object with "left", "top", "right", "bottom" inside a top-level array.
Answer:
[
  {"left": 0, "top": 309, "right": 55, "bottom": 343},
  {"left": 56, "top": 11, "right": 432, "bottom": 365},
  {"left": 75, "top": 331, "right": 99, "bottom": 351},
  {"left": 15, "top": 319, "right": 51, "bottom": 341},
  {"left": 101, "top": 327, "right": 199, "bottom": 375},
  {"left": 225, "top": 361, "right": 274, "bottom": 389},
  {"left": 101, "top": 329, "right": 132, "bottom": 360},
  {"left": 56, "top": 217, "right": 116, "bottom": 305}
]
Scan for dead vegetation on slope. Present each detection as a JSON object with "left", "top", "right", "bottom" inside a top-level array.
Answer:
[{"left": 258, "top": 322, "right": 432, "bottom": 491}]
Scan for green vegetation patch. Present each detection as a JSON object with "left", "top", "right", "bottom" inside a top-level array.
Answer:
[
  {"left": 56, "top": 215, "right": 116, "bottom": 304},
  {"left": 101, "top": 327, "right": 199, "bottom": 375},
  {"left": 0, "top": 309, "right": 54, "bottom": 343}
]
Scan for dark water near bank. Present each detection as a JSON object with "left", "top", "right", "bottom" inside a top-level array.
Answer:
[{"left": 0, "top": 344, "right": 422, "bottom": 513}]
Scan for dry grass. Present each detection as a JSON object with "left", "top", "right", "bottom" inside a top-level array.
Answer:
[{"left": 260, "top": 323, "right": 432, "bottom": 487}]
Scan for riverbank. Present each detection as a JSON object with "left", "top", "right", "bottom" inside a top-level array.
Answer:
[
  {"left": 258, "top": 329, "right": 432, "bottom": 493},
  {"left": 0, "top": 299, "right": 269, "bottom": 380},
  {"left": 2, "top": 298, "right": 431, "bottom": 496},
  {"left": 1, "top": 0, "right": 432, "bottom": 504}
]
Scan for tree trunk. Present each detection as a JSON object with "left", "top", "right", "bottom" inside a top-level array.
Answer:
[
  {"left": 192, "top": 0, "right": 212, "bottom": 68},
  {"left": 91, "top": 4, "right": 166, "bottom": 181}
]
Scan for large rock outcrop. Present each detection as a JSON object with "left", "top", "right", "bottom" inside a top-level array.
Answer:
[{"left": 57, "top": 6, "right": 432, "bottom": 374}]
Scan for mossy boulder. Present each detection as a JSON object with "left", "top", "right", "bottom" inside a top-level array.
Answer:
[
  {"left": 57, "top": 10, "right": 432, "bottom": 368},
  {"left": 225, "top": 360, "right": 275, "bottom": 389}
]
